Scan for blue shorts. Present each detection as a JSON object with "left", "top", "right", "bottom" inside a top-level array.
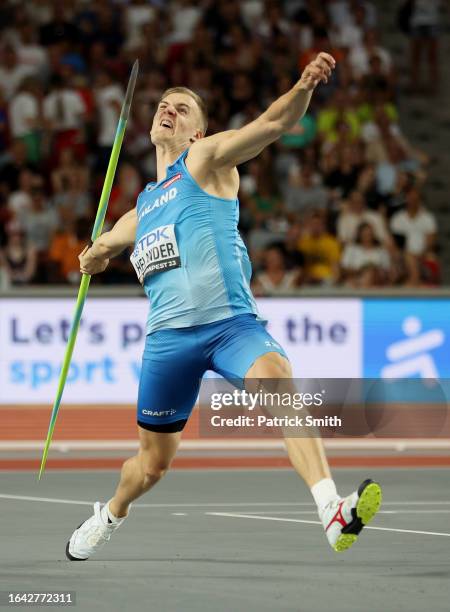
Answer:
[{"left": 137, "top": 313, "right": 288, "bottom": 430}]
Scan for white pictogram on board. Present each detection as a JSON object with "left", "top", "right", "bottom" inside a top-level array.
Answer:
[{"left": 381, "top": 316, "right": 444, "bottom": 379}]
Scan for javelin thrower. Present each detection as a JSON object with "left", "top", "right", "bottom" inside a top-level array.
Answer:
[{"left": 67, "top": 52, "right": 382, "bottom": 560}]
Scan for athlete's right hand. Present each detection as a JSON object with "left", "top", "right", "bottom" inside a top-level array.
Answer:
[{"left": 78, "top": 245, "right": 110, "bottom": 275}]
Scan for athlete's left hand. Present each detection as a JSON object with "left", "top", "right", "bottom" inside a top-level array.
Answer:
[
  {"left": 78, "top": 245, "right": 110, "bottom": 275},
  {"left": 298, "top": 52, "right": 336, "bottom": 91}
]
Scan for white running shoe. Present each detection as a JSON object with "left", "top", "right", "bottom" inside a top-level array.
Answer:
[
  {"left": 320, "top": 479, "right": 382, "bottom": 552},
  {"left": 66, "top": 501, "right": 126, "bottom": 561}
]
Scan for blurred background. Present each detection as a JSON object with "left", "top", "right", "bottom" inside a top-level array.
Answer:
[
  {"left": 0, "top": 0, "right": 449, "bottom": 291},
  {"left": 0, "top": 0, "right": 449, "bottom": 469}
]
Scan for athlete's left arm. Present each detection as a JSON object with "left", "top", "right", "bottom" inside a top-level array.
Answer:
[{"left": 198, "top": 53, "right": 335, "bottom": 168}]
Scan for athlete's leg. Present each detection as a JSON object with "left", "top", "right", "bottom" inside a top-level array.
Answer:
[
  {"left": 108, "top": 326, "right": 204, "bottom": 519},
  {"left": 66, "top": 327, "right": 205, "bottom": 560},
  {"left": 209, "top": 315, "right": 381, "bottom": 552},
  {"left": 109, "top": 426, "right": 182, "bottom": 518},
  {"left": 245, "top": 352, "right": 331, "bottom": 488},
  {"left": 208, "top": 316, "right": 333, "bottom": 491},
  {"left": 245, "top": 351, "right": 381, "bottom": 551},
  {"left": 66, "top": 424, "right": 185, "bottom": 561}
]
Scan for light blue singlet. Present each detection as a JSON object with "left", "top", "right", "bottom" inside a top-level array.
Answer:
[{"left": 130, "top": 149, "right": 261, "bottom": 334}]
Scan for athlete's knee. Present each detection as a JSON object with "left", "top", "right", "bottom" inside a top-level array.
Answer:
[
  {"left": 246, "top": 351, "right": 292, "bottom": 379},
  {"left": 139, "top": 455, "right": 171, "bottom": 483}
]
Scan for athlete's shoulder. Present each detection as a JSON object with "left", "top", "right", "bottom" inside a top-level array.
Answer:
[
  {"left": 188, "top": 130, "right": 238, "bottom": 160},
  {"left": 186, "top": 147, "right": 239, "bottom": 200},
  {"left": 186, "top": 136, "right": 239, "bottom": 199}
]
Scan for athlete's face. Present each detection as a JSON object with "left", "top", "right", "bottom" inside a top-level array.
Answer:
[{"left": 151, "top": 93, "right": 203, "bottom": 147}]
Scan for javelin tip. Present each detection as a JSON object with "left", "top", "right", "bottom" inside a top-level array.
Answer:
[{"left": 121, "top": 60, "right": 139, "bottom": 122}]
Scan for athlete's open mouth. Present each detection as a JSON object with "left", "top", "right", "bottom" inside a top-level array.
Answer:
[{"left": 160, "top": 119, "right": 173, "bottom": 129}]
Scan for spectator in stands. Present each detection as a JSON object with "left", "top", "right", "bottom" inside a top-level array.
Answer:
[
  {"left": 51, "top": 147, "right": 91, "bottom": 219},
  {"left": 0, "top": 226, "right": 36, "bottom": 285},
  {"left": 408, "top": 0, "right": 443, "bottom": 94},
  {"left": 245, "top": 154, "right": 284, "bottom": 229},
  {"left": 7, "top": 168, "right": 35, "bottom": 222},
  {"left": 320, "top": 147, "right": 341, "bottom": 192},
  {"left": 337, "top": 189, "right": 389, "bottom": 245},
  {"left": 168, "top": 1, "right": 202, "bottom": 47},
  {"left": 325, "top": 145, "right": 360, "bottom": 198},
  {"left": 8, "top": 76, "right": 43, "bottom": 164},
  {"left": 348, "top": 29, "right": 393, "bottom": 81},
  {"left": 317, "top": 90, "right": 361, "bottom": 145},
  {"left": 6, "top": 18, "right": 48, "bottom": 78},
  {"left": 22, "top": 178, "right": 57, "bottom": 256},
  {"left": 94, "top": 69, "right": 123, "bottom": 171},
  {"left": 124, "top": 0, "right": 156, "bottom": 49},
  {"left": 361, "top": 54, "right": 395, "bottom": 102},
  {"left": 48, "top": 214, "right": 90, "bottom": 284},
  {"left": 106, "top": 163, "right": 142, "bottom": 226},
  {"left": 390, "top": 186, "right": 437, "bottom": 258},
  {"left": 390, "top": 186, "right": 439, "bottom": 286},
  {"left": 340, "top": 222, "right": 391, "bottom": 287},
  {"left": 298, "top": 212, "right": 341, "bottom": 285},
  {"left": 362, "top": 104, "right": 428, "bottom": 168},
  {"left": 51, "top": 146, "right": 88, "bottom": 193},
  {"left": 247, "top": 205, "right": 287, "bottom": 269},
  {"left": 385, "top": 170, "right": 414, "bottom": 217},
  {"left": 0, "top": 138, "right": 36, "bottom": 192},
  {"left": 332, "top": 2, "right": 372, "bottom": 50},
  {"left": 0, "top": 0, "right": 439, "bottom": 288},
  {"left": 355, "top": 163, "right": 382, "bottom": 211},
  {"left": 251, "top": 243, "right": 302, "bottom": 296},
  {"left": 43, "top": 74, "right": 86, "bottom": 164},
  {"left": 285, "top": 163, "right": 328, "bottom": 218},
  {"left": 39, "top": 3, "right": 79, "bottom": 48},
  {"left": 283, "top": 220, "right": 306, "bottom": 271},
  {"left": 0, "top": 43, "right": 35, "bottom": 100}
]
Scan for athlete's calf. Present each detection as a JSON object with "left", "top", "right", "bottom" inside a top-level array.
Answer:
[{"left": 109, "top": 428, "right": 181, "bottom": 518}]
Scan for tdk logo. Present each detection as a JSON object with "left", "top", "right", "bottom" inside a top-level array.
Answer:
[
  {"left": 139, "top": 187, "right": 177, "bottom": 221},
  {"left": 133, "top": 226, "right": 171, "bottom": 254}
]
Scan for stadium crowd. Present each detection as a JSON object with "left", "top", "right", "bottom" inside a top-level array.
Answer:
[{"left": 0, "top": 0, "right": 443, "bottom": 292}]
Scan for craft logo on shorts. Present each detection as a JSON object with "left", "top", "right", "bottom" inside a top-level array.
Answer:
[
  {"left": 142, "top": 409, "right": 176, "bottom": 417},
  {"left": 130, "top": 224, "right": 181, "bottom": 283}
]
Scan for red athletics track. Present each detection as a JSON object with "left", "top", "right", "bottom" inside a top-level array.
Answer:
[
  {"left": 1, "top": 405, "right": 450, "bottom": 470},
  {"left": 2, "top": 456, "right": 450, "bottom": 471}
]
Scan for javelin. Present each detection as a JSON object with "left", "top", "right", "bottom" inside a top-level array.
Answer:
[{"left": 38, "top": 60, "right": 139, "bottom": 479}]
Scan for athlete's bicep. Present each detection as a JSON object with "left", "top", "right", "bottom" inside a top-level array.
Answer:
[
  {"left": 196, "top": 119, "right": 280, "bottom": 169},
  {"left": 100, "top": 208, "right": 137, "bottom": 251}
]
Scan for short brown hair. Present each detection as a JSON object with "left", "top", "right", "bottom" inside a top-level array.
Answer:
[{"left": 160, "top": 86, "right": 208, "bottom": 135}]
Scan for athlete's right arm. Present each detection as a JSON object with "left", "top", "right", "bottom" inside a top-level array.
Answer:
[
  {"left": 192, "top": 53, "right": 335, "bottom": 169},
  {"left": 78, "top": 208, "right": 137, "bottom": 275}
]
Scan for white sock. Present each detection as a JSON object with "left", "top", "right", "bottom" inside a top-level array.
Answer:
[
  {"left": 101, "top": 499, "right": 128, "bottom": 525},
  {"left": 310, "top": 478, "right": 339, "bottom": 512}
]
